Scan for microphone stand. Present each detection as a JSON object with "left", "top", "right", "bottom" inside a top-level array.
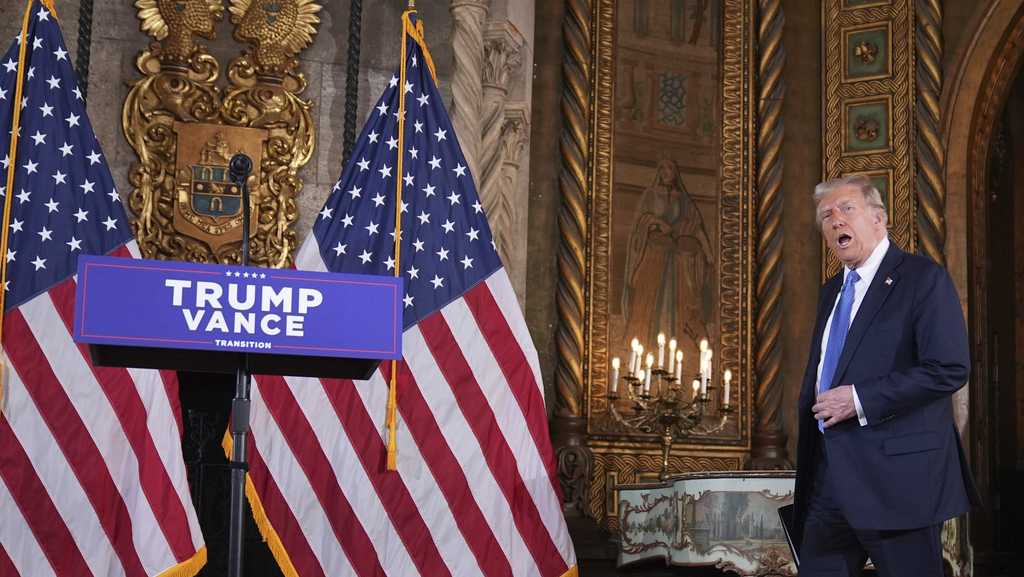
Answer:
[{"left": 227, "top": 153, "right": 253, "bottom": 577}]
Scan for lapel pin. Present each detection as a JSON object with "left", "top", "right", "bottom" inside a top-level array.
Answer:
[{"left": 885, "top": 276, "right": 893, "bottom": 286}]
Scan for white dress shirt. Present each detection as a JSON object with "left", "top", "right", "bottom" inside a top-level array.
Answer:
[{"left": 815, "top": 236, "right": 890, "bottom": 427}]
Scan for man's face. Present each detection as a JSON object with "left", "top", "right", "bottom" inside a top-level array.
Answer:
[{"left": 817, "top": 185, "right": 886, "bottom": 269}]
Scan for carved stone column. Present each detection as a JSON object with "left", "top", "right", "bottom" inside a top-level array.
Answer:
[
  {"left": 495, "top": 106, "right": 530, "bottom": 301},
  {"left": 480, "top": 22, "right": 525, "bottom": 214},
  {"left": 449, "top": 0, "right": 489, "bottom": 179}
]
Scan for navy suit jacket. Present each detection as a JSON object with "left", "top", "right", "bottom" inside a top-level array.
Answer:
[{"left": 792, "top": 243, "right": 979, "bottom": 548}]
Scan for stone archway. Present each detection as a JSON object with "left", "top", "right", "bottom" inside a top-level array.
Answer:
[{"left": 944, "top": 0, "right": 1024, "bottom": 572}]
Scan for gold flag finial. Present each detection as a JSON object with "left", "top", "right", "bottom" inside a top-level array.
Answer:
[{"left": 408, "top": 0, "right": 415, "bottom": 8}]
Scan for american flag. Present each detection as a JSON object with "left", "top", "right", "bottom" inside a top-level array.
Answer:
[
  {"left": 244, "top": 10, "right": 577, "bottom": 577},
  {"left": 0, "top": 3, "right": 205, "bottom": 576}
]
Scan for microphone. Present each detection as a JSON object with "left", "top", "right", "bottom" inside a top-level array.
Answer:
[{"left": 229, "top": 154, "right": 254, "bottom": 267}]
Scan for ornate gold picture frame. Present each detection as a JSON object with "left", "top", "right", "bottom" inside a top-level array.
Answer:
[{"left": 556, "top": 0, "right": 760, "bottom": 528}]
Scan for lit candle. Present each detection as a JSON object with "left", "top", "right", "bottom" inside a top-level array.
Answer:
[
  {"left": 675, "top": 350, "right": 683, "bottom": 381},
  {"left": 611, "top": 357, "right": 621, "bottom": 395},
  {"left": 635, "top": 344, "right": 644, "bottom": 377},
  {"left": 699, "top": 338, "right": 710, "bottom": 381},
  {"left": 723, "top": 369, "right": 732, "bottom": 407},
  {"left": 703, "top": 351, "right": 712, "bottom": 398},
  {"left": 644, "top": 367, "right": 652, "bottom": 395},
  {"left": 629, "top": 338, "right": 639, "bottom": 376},
  {"left": 637, "top": 369, "right": 646, "bottom": 391},
  {"left": 657, "top": 333, "right": 666, "bottom": 368},
  {"left": 668, "top": 338, "right": 677, "bottom": 371},
  {"left": 692, "top": 379, "right": 700, "bottom": 398}
]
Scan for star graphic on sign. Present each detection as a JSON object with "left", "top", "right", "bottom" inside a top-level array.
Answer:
[
  {"left": 59, "top": 142, "right": 73, "bottom": 156},
  {"left": 472, "top": 200, "right": 483, "bottom": 214},
  {"left": 44, "top": 198, "right": 59, "bottom": 213},
  {"left": 341, "top": 213, "right": 354, "bottom": 227},
  {"left": 5, "top": 249, "right": 14, "bottom": 262},
  {"left": 15, "top": 189, "right": 30, "bottom": 204},
  {"left": 386, "top": 136, "right": 399, "bottom": 150},
  {"left": 434, "top": 128, "right": 447, "bottom": 142},
  {"left": 403, "top": 173, "right": 414, "bottom": 187},
  {"left": 46, "top": 75, "right": 60, "bottom": 89},
  {"left": 1, "top": 155, "right": 8, "bottom": 169},
  {"left": 333, "top": 181, "right": 341, "bottom": 192},
  {"left": 430, "top": 275, "right": 445, "bottom": 289},
  {"left": 26, "top": 67, "right": 34, "bottom": 80},
  {"left": 453, "top": 163, "right": 467, "bottom": 177},
  {"left": 32, "top": 256, "right": 47, "bottom": 271},
  {"left": 400, "top": 200, "right": 409, "bottom": 213},
  {"left": 368, "top": 130, "right": 379, "bottom": 143},
  {"left": 22, "top": 159, "right": 37, "bottom": 174},
  {"left": 102, "top": 216, "right": 118, "bottom": 231},
  {"left": 407, "top": 265, "right": 420, "bottom": 279},
  {"left": 3, "top": 59, "right": 16, "bottom": 73},
  {"left": 73, "top": 208, "right": 88, "bottom": 222},
  {"left": 384, "top": 256, "right": 396, "bottom": 271},
  {"left": 37, "top": 7, "right": 49, "bottom": 20},
  {"left": 413, "top": 238, "right": 425, "bottom": 252},
  {"left": 32, "top": 37, "right": 43, "bottom": 51},
  {"left": 30, "top": 130, "right": 46, "bottom": 145},
  {"left": 10, "top": 218, "right": 23, "bottom": 233},
  {"left": 417, "top": 93, "right": 429, "bottom": 106},
  {"left": 365, "top": 221, "right": 379, "bottom": 235},
  {"left": 447, "top": 191, "right": 461, "bottom": 205},
  {"left": 39, "top": 102, "right": 53, "bottom": 117},
  {"left": 408, "top": 146, "right": 418, "bottom": 159},
  {"left": 372, "top": 193, "right": 386, "bottom": 207},
  {"left": 53, "top": 46, "right": 67, "bottom": 61},
  {"left": 428, "top": 156, "right": 442, "bottom": 170},
  {"left": 403, "top": 294, "right": 414, "bottom": 308},
  {"left": 441, "top": 219, "right": 455, "bottom": 233},
  {"left": 422, "top": 183, "right": 436, "bottom": 197},
  {"left": 404, "top": 81, "right": 414, "bottom": 94},
  {"left": 413, "top": 120, "right": 423, "bottom": 133},
  {"left": 67, "top": 237, "right": 82, "bottom": 252},
  {"left": 0, "top": 87, "right": 6, "bottom": 100},
  {"left": 358, "top": 250, "right": 373, "bottom": 264},
  {"left": 436, "top": 247, "right": 449, "bottom": 261},
  {"left": 461, "top": 255, "right": 474, "bottom": 269},
  {"left": 466, "top": 227, "right": 480, "bottom": 241},
  {"left": 80, "top": 179, "right": 95, "bottom": 194},
  {"left": 319, "top": 206, "right": 333, "bottom": 220},
  {"left": 37, "top": 226, "right": 52, "bottom": 242},
  {"left": 378, "top": 164, "right": 392, "bottom": 179},
  {"left": 87, "top": 150, "right": 101, "bottom": 164},
  {"left": 389, "top": 74, "right": 399, "bottom": 88},
  {"left": 65, "top": 113, "right": 80, "bottom": 127},
  {"left": 377, "top": 102, "right": 389, "bottom": 116},
  {"left": 73, "top": 87, "right": 82, "bottom": 100},
  {"left": 357, "top": 157, "right": 370, "bottom": 171},
  {"left": 392, "top": 109, "right": 406, "bottom": 121},
  {"left": 417, "top": 211, "right": 430, "bottom": 225},
  {"left": 109, "top": 189, "right": 121, "bottom": 203},
  {"left": 348, "top": 185, "right": 362, "bottom": 199},
  {"left": 52, "top": 170, "right": 66, "bottom": 185},
  {"left": 332, "top": 242, "right": 347, "bottom": 256}
]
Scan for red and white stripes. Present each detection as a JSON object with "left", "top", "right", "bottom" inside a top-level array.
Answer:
[{"left": 0, "top": 243, "right": 205, "bottom": 577}]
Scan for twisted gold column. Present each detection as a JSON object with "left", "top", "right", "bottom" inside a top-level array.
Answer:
[
  {"left": 750, "top": 0, "right": 789, "bottom": 469},
  {"left": 915, "top": 0, "right": 945, "bottom": 263},
  {"left": 555, "top": 0, "right": 590, "bottom": 420}
]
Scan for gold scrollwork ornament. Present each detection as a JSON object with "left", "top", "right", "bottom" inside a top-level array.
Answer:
[{"left": 125, "top": 0, "right": 321, "bottom": 267}]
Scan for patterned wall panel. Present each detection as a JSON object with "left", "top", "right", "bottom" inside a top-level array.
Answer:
[{"left": 822, "top": 0, "right": 914, "bottom": 278}]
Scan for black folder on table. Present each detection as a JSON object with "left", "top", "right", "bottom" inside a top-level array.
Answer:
[{"left": 777, "top": 504, "right": 800, "bottom": 568}]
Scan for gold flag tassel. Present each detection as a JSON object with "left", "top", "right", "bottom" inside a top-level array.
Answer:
[
  {"left": 386, "top": 2, "right": 417, "bottom": 472},
  {"left": 0, "top": 0, "right": 43, "bottom": 404}
]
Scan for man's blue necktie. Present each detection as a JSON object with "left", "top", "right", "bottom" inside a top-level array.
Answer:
[{"left": 818, "top": 269, "right": 860, "bottom": 432}]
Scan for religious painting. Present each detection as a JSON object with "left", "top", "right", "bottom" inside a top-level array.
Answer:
[
  {"left": 575, "top": 0, "right": 757, "bottom": 527},
  {"left": 612, "top": 0, "right": 721, "bottom": 392}
]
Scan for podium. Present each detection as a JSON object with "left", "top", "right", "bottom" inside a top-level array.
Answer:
[{"left": 73, "top": 253, "right": 403, "bottom": 576}]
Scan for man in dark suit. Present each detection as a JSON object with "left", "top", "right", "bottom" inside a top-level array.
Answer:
[{"left": 792, "top": 175, "right": 979, "bottom": 576}]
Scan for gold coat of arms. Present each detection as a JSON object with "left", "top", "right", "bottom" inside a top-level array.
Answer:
[{"left": 124, "top": 0, "right": 321, "bottom": 267}]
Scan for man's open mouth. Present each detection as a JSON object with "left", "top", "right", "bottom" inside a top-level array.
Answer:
[{"left": 837, "top": 233, "right": 852, "bottom": 248}]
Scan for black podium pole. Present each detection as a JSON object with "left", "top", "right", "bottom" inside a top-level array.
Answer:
[{"left": 227, "top": 153, "right": 253, "bottom": 577}]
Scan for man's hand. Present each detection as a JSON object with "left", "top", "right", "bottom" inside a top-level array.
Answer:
[{"left": 813, "top": 385, "right": 857, "bottom": 428}]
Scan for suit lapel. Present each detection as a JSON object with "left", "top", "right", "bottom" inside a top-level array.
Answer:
[
  {"left": 801, "top": 274, "right": 842, "bottom": 401},
  {"left": 831, "top": 244, "right": 905, "bottom": 387}
]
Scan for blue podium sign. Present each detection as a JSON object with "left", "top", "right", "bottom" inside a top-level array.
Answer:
[{"left": 73, "top": 255, "right": 402, "bottom": 360}]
